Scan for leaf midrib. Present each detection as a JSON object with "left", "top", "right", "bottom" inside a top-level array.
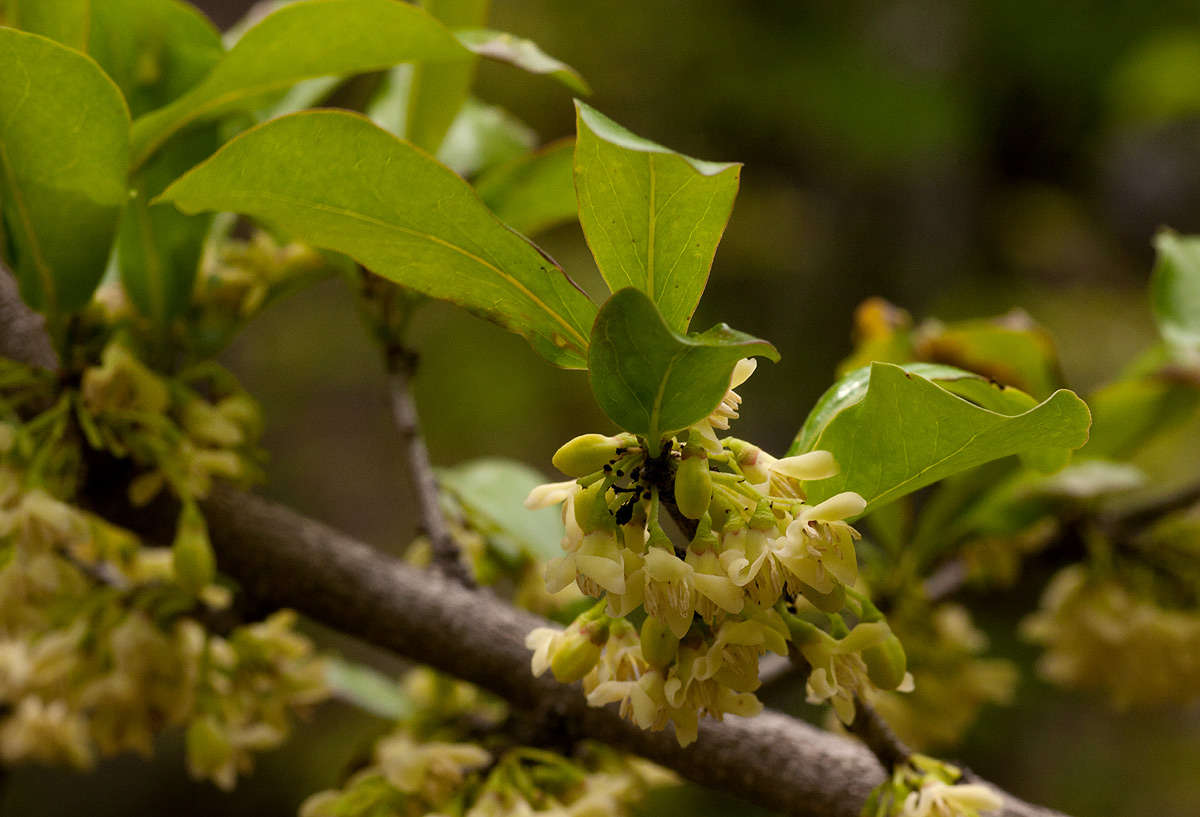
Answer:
[{"left": 179, "top": 187, "right": 588, "bottom": 348}]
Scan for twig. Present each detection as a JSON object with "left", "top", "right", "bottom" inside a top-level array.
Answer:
[
  {"left": 847, "top": 696, "right": 911, "bottom": 770},
  {"left": 385, "top": 343, "right": 474, "bottom": 587}
]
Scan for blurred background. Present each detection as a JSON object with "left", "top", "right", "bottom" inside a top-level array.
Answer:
[{"left": 7, "top": 1, "right": 1200, "bottom": 815}]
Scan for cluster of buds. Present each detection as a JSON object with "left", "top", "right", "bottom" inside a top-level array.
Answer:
[
  {"left": 862, "top": 754, "right": 1002, "bottom": 817},
  {"left": 79, "top": 339, "right": 263, "bottom": 504},
  {"left": 1022, "top": 565, "right": 1200, "bottom": 708},
  {"left": 866, "top": 602, "right": 1017, "bottom": 750},
  {"left": 1, "top": 411, "right": 325, "bottom": 788},
  {"left": 301, "top": 668, "right": 661, "bottom": 817},
  {"left": 524, "top": 361, "right": 911, "bottom": 745}
]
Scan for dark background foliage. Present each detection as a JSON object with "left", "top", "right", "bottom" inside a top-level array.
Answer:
[{"left": 6, "top": 2, "right": 1200, "bottom": 816}]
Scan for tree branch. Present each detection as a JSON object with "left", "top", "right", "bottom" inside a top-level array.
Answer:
[
  {"left": 385, "top": 343, "right": 474, "bottom": 587},
  {"left": 0, "top": 268, "right": 1068, "bottom": 817}
]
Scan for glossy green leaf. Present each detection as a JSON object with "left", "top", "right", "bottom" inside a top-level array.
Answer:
[
  {"left": 405, "top": 0, "right": 489, "bottom": 153},
  {"left": 88, "top": 0, "right": 225, "bottom": 118},
  {"left": 129, "top": 0, "right": 470, "bottom": 170},
  {"left": 118, "top": 125, "right": 220, "bottom": 325},
  {"left": 437, "top": 98, "right": 536, "bottom": 178},
  {"left": 4, "top": 0, "right": 90, "bottom": 50},
  {"left": 476, "top": 138, "right": 576, "bottom": 236},
  {"left": 439, "top": 458, "right": 564, "bottom": 561},
  {"left": 791, "top": 362, "right": 1036, "bottom": 455},
  {"left": 1151, "top": 230, "right": 1200, "bottom": 363},
  {"left": 797, "top": 362, "right": 1092, "bottom": 514},
  {"left": 574, "top": 101, "right": 740, "bottom": 332},
  {"left": 588, "top": 288, "right": 778, "bottom": 444},
  {"left": 457, "top": 29, "right": 590, "bottom": 95},
  {"left": 324, "top": 657, "right": 413, "bottom": 720},
  {"left": 0, "top": 29, "right": 130, "bottom": 319},
  {"left": 158, "top": 110, "right": 595, "bottom": 368}
]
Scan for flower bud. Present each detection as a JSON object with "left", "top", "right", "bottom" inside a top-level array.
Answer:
[
  {"left": 574, "top": 480, "right": 615, "bottom": 533},
  {"left": 185, "top": 716, "right": 233, "bottom": 786},
  {"left": 863, "top": 633, "right": 909, "bottom": 690},
  {"left": 173, "top": 503, "right": 215, "bottom": 595},
  {"left": 674, "top": 454, "right": 712, "bottom": 520},
  {"left": 640, "top": 615, "right": 679, "bottom": 669},
  {"left": 553, "top": 433, "right": 635, "bottom": 478},
  {"left": 550, "top": 619, "right": 608, "bottom": 683}
]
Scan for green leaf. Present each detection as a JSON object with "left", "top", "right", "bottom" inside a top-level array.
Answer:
[
  {"left": 5, "top": 0, "right": 90, "bottom": 50},
  {"left": 0, "top": 28, "right": 130, "bottom": 320},
  {"left": 437, "top": 98, "right": 536, "bottom": 178},
  {"left": 324, "top": 657, "right": 413, "bottom": 720},
  {"left": 476, "top": 138, "right": 576, "bottom": 236},
  {"left": 158, "top": 110, "right": 595, "bottom": 368},
  {"left": 405, "top": 0, "right": 489, "bottom": 153},
  {"left": 588, "top": 288, "right": 778, "bottom": 444},
  {"left": 1151, "top": 230, "right": 1200, "bottom": 363},
  {"left": 118, "top": 125, "right": 220, "bottom": 325},
  {"left": 796, "top": 362, "right": 1092, "bottom": 514},
  {"left": 574, "top": 101, "right": 740, "bottom": 332},
  {"left": 88, "top": 0, "right": 225, "bottom": 118},
  {"left": 129, "top": 0, "right": 470, "bottom": 171},
  {"left": 791, "top": 362, "right": 1035, "bottom": 455},
  {"left": 457, "top": 29, "right": 590, "bottom": 95},
  {"left": 438, "top": 458, "right": 564, "bottom": 561}
]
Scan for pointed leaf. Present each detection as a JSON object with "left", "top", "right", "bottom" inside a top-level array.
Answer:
[
  {"left": 797, "top": 362, "right": 1092, "bottom": 514},
  {"left": 405, "top": 0, "right": 489, "bottom": 153},
  {"left": 158, "top": 110, "right": 595, "bottom": 368},
  {"left": 324, "top": 657, "right": 413, "bottom": 720},
  {"left": 457, "top": 29, "right": 590, "bottom": 95},
  {"left": 588, "top": 288, "right": 778, "bottom": 443},
  {"left": 0, "top": 29, "right": 130, "bottom": 319},
  {"left": 574, "top": 101, "right": 740, "bottom": 332},
  {"left": 476, "top": 138, "right": 576, "bottom": 236},
  {"left": 1151, "top": 230, "right": 1200, "bottom": 364},
  {"left": 129, "top": 0, "right": 470, "bottom": 170}
]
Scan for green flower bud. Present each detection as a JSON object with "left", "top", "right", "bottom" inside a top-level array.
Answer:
[
  {"left": 674, "top": 454, "right": 712, "bottom": 520},
  {"left": 640, "top": 615, "right": 680, "bottom": 669},
  {"left": 553, "top": 433, "right": 635, "bottom": 478},
  {"left": 550, "top": 619, "right": 608, "bottom": 683},
  {"left": 173, "top": 503, "right": 215, "bottom": 595},
  {"left": 574, "top": 480, "right": 616, "bottom": 533},
  {"left": 863, "top": 633, "right": 908, "bottom": 690}
]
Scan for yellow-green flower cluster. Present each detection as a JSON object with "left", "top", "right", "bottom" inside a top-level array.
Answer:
[
  {"left": 79, "top": 340, "right": 263, "bottom": 504},
  {"left": 524, "top": 361, "right": 911, "bottom": 745},
  {"left": 301, "top": 668, "right": 663, "bottom": 817},
  {"left": 862, "top": 755, "right": 1002, "bottom": 817},
  {"left": 1, "top": 410, "right": 325, "bottom": 788},
  {"left": 1022, "top": 565, "right": 1200, "bottom": 708}
]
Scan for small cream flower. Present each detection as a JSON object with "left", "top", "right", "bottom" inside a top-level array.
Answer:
[{"left": 901, "top": 780, "right": 1003, "bottom": 817}]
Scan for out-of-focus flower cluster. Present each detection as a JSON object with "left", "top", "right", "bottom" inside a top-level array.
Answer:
[
  {"left": 524, "top": 361, "right": 911, "bottom": 745},
  {"left": 1022, "top": 564, "right": 1200, "bottom": 708},
  {"left": 865, "top": 602, "right": 1017, "bottom": 750},
  {"left": 0, "top": 357, "right": 326, "bottom": 789},
  {"left": 301, "top": 668, "right": 666, "bottom": 817},
  {"left": 862, "top": 754, "right": 1002, "bottom": 817}
]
